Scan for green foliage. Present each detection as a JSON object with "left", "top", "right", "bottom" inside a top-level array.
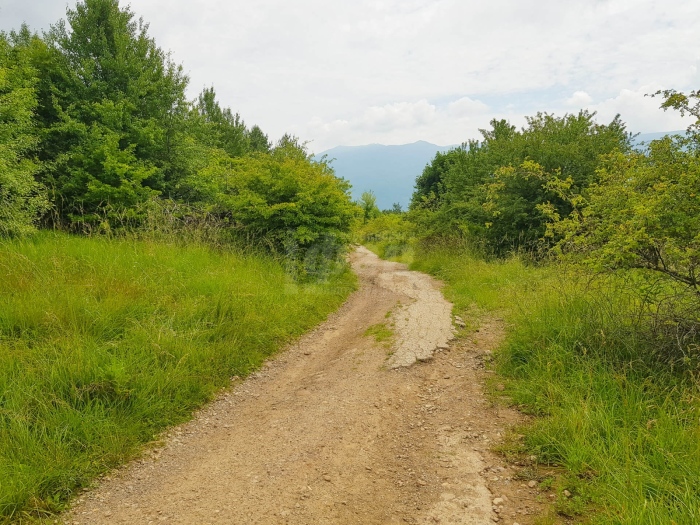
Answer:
[
  {"left": 549, "top": 138, "right": 700, "bottom": 294},
  {"left": 410, "top": 111, "right": 631, "bottom": 255},
  {"left": 359, "top": 190, "right": 381, "bottom": 223},
  {"left": 247, "top": 124, "right": 271, "bottom": 153},
  {"left": 654, "top": 88, "right": 700, "bottom": 137},
  {"left": 0, "top": 32, "right": 49, "bottom": 236},
  {"left": 0, "top": 233, "right": 356, "bottom": 520},
  {"left": 357, "top": 212, "right": 415, "bottom": 263},
  {"left": 190, "top": 86, "right": 249, "bottom": 158},
  {"left": 33, "top": 0, "right": 189, "bottom": 228},
  {"left": 187, "top": 145, "right": 358, "bottom": 266}
]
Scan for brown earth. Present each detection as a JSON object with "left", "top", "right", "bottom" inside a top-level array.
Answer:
[{"left": 62, "top": 247, "right": 548, "bottom": 525}]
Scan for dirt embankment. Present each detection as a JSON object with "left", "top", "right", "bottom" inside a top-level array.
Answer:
[{"left": 64, "top": 247, "right": 546, "bottom": 525}]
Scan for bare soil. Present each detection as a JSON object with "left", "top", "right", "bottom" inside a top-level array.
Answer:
[{"left": 63, "top": 247, "right": 548, "bottom": 525}]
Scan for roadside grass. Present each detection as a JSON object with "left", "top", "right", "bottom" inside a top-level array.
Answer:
[
  {"left": 0, "top": 232, "right": 356, "bottom": 523},
  {"left": 411, "top": 245, "right": 700, "bottom": 524},
  {"left": 363, "top": 241, "right": 414, "bottom": 265}
]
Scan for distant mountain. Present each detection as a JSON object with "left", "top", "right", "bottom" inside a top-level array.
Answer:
[
  {"left": 316, "top": 141, "right": 454, "bottom": 210},
  {"left": 633, "top": 130, "right": 686, "bottom": 147}
]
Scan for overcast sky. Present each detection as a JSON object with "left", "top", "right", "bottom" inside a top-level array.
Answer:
[{"left": 1, "top": 0, "right": 699, "bottom": 152}]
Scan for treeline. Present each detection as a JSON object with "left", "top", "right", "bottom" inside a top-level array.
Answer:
[
  {"left": 410, "top": 111, "right": 633, "bottom": 255},
  {"left": 0, "top": 0, "right": 356, "bottom": 261},
  {"left": 409, "top": 98, "right": 700, "bottom": 295}
]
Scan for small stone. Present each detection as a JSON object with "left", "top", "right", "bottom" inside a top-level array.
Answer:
[
  {"left": 323, "top": 475, "right": 331, "bottom": 482},
  {"left": 528, "top": 455, "right": 537, "bottom": 462},
  {"left": 563, "top": 489, "right": 572, "bottom": 498},
  {"left": 493, "top": 497, "right": 504, "bottom": 506},
  {"left": 527, "top": 480, "right": 537, "bottom": 488},
  {"left": 417, "top": 479, "right": 427, "bottom": 486}
]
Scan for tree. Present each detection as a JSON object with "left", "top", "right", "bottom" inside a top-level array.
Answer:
[
  {"left": 411, "top": 111, "right": 632, "bottom": 254},
  {"left": 359, "top": 190, "right": 380, "bottom": 223},
  {"left": 36, "top": 0, "right": 189, "bottom": 229},
  {"left": 189, "top": 148, "right": 357, "bottom": 258},
  {"left": 0, "top": 31, "right": 49, "bottom": 236},
  {"left": 247, "top": 125, "right": 271, "bottom": 153},
  {"left": 191, "top": 86, "right": 249, "bottom": 157},
  {"left": 654, "top": 88, "right": 700, "bottom": 138}
]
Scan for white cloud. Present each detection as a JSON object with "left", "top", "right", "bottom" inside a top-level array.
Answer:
[
  {"left": 1, "top": 0, "right": 699, "bottom": 150},
  {"left": 588, "top": 86, "right": 694, "bottom": 133},
  {"left": 565, "top": 91, "right": 593, "bottom": 107},
  {"left": 448, "top": 97, "right": 489, "bottom": 118}
]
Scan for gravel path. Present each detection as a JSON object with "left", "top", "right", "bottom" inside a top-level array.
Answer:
[{"left": 63, "top": 247, "right": 544, "bottom": 525}]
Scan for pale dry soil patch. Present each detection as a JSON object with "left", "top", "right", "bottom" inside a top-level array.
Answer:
[{"left": 63, "top": 247, "right": 547, "bottom": 525}]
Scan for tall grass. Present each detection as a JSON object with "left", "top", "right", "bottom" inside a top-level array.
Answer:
[
  {"left": 0, "top": 233, "right": 355, "bottom": 522},
  {"left": 412, "top": 244, "right": 700, "bottom": 524}
]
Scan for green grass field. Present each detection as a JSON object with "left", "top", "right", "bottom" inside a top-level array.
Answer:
[
  {"left": 411, "top": 246, "right": 700, "bottom": 524},
  {"left": 0, "top": 233, "right": 355, "bottom": 522}
]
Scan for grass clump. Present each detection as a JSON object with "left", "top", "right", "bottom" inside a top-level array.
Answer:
[
  {"left": 0, "top": 232, "right": 355, "bottom": 522},
  {"left": 412, "top": 243, "right": 700, "bottom": 524},
  {"left": 364, "top": 322, "right": 394, "bottom": 344}
]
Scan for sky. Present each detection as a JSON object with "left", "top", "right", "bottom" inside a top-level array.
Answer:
[{"left": 1, "top": 0, "right": 699, "bottom": 153}]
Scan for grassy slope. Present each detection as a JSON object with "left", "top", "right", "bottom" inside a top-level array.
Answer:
[
  {"left": 0, "top": 233, "right": 355, "bottom": 522},
  {"left": 411, "top": 248, "right": 700, "bottom": 525}
]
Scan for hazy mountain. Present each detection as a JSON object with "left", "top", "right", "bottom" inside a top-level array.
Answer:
[
  {"left": 633, "top": 130, "right": 686, "bottom": 146},
  {"left": 317, "top": 141, "right": 454, "bottom": 210}
]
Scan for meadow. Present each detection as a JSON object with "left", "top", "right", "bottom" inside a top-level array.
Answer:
[{"left": 0, "top": 233, "right": 355, "bottom": 522}]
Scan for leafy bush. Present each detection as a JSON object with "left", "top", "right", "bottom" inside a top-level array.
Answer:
[
  {"left": 410, "top": 111, "right": 631, "bottom": 255},
  {"left": 184, "top": 143, "right": 358, "bottom": 274}
]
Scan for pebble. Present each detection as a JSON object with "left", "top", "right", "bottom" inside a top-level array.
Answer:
[
  {"left": 527, "top": 480, "right": 537, "bottom": 488},
  {"left": 493, "top": 497, "right": 504, "bottom": 506},
  {"left": 563, "top": 489, "right": 572, "bottom": 497}
]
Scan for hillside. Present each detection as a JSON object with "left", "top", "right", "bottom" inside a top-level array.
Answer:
[{"left": 317, "top": 141, "right": 454, "bottom": 210}]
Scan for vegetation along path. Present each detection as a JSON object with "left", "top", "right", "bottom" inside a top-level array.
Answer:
[{"left": 65, "top": 248, "right": 543, "bottom": 524}]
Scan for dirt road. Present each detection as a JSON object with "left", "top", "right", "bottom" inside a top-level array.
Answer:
[{"left": 64, "top": 247, "right": 544, "bottom": 525}]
